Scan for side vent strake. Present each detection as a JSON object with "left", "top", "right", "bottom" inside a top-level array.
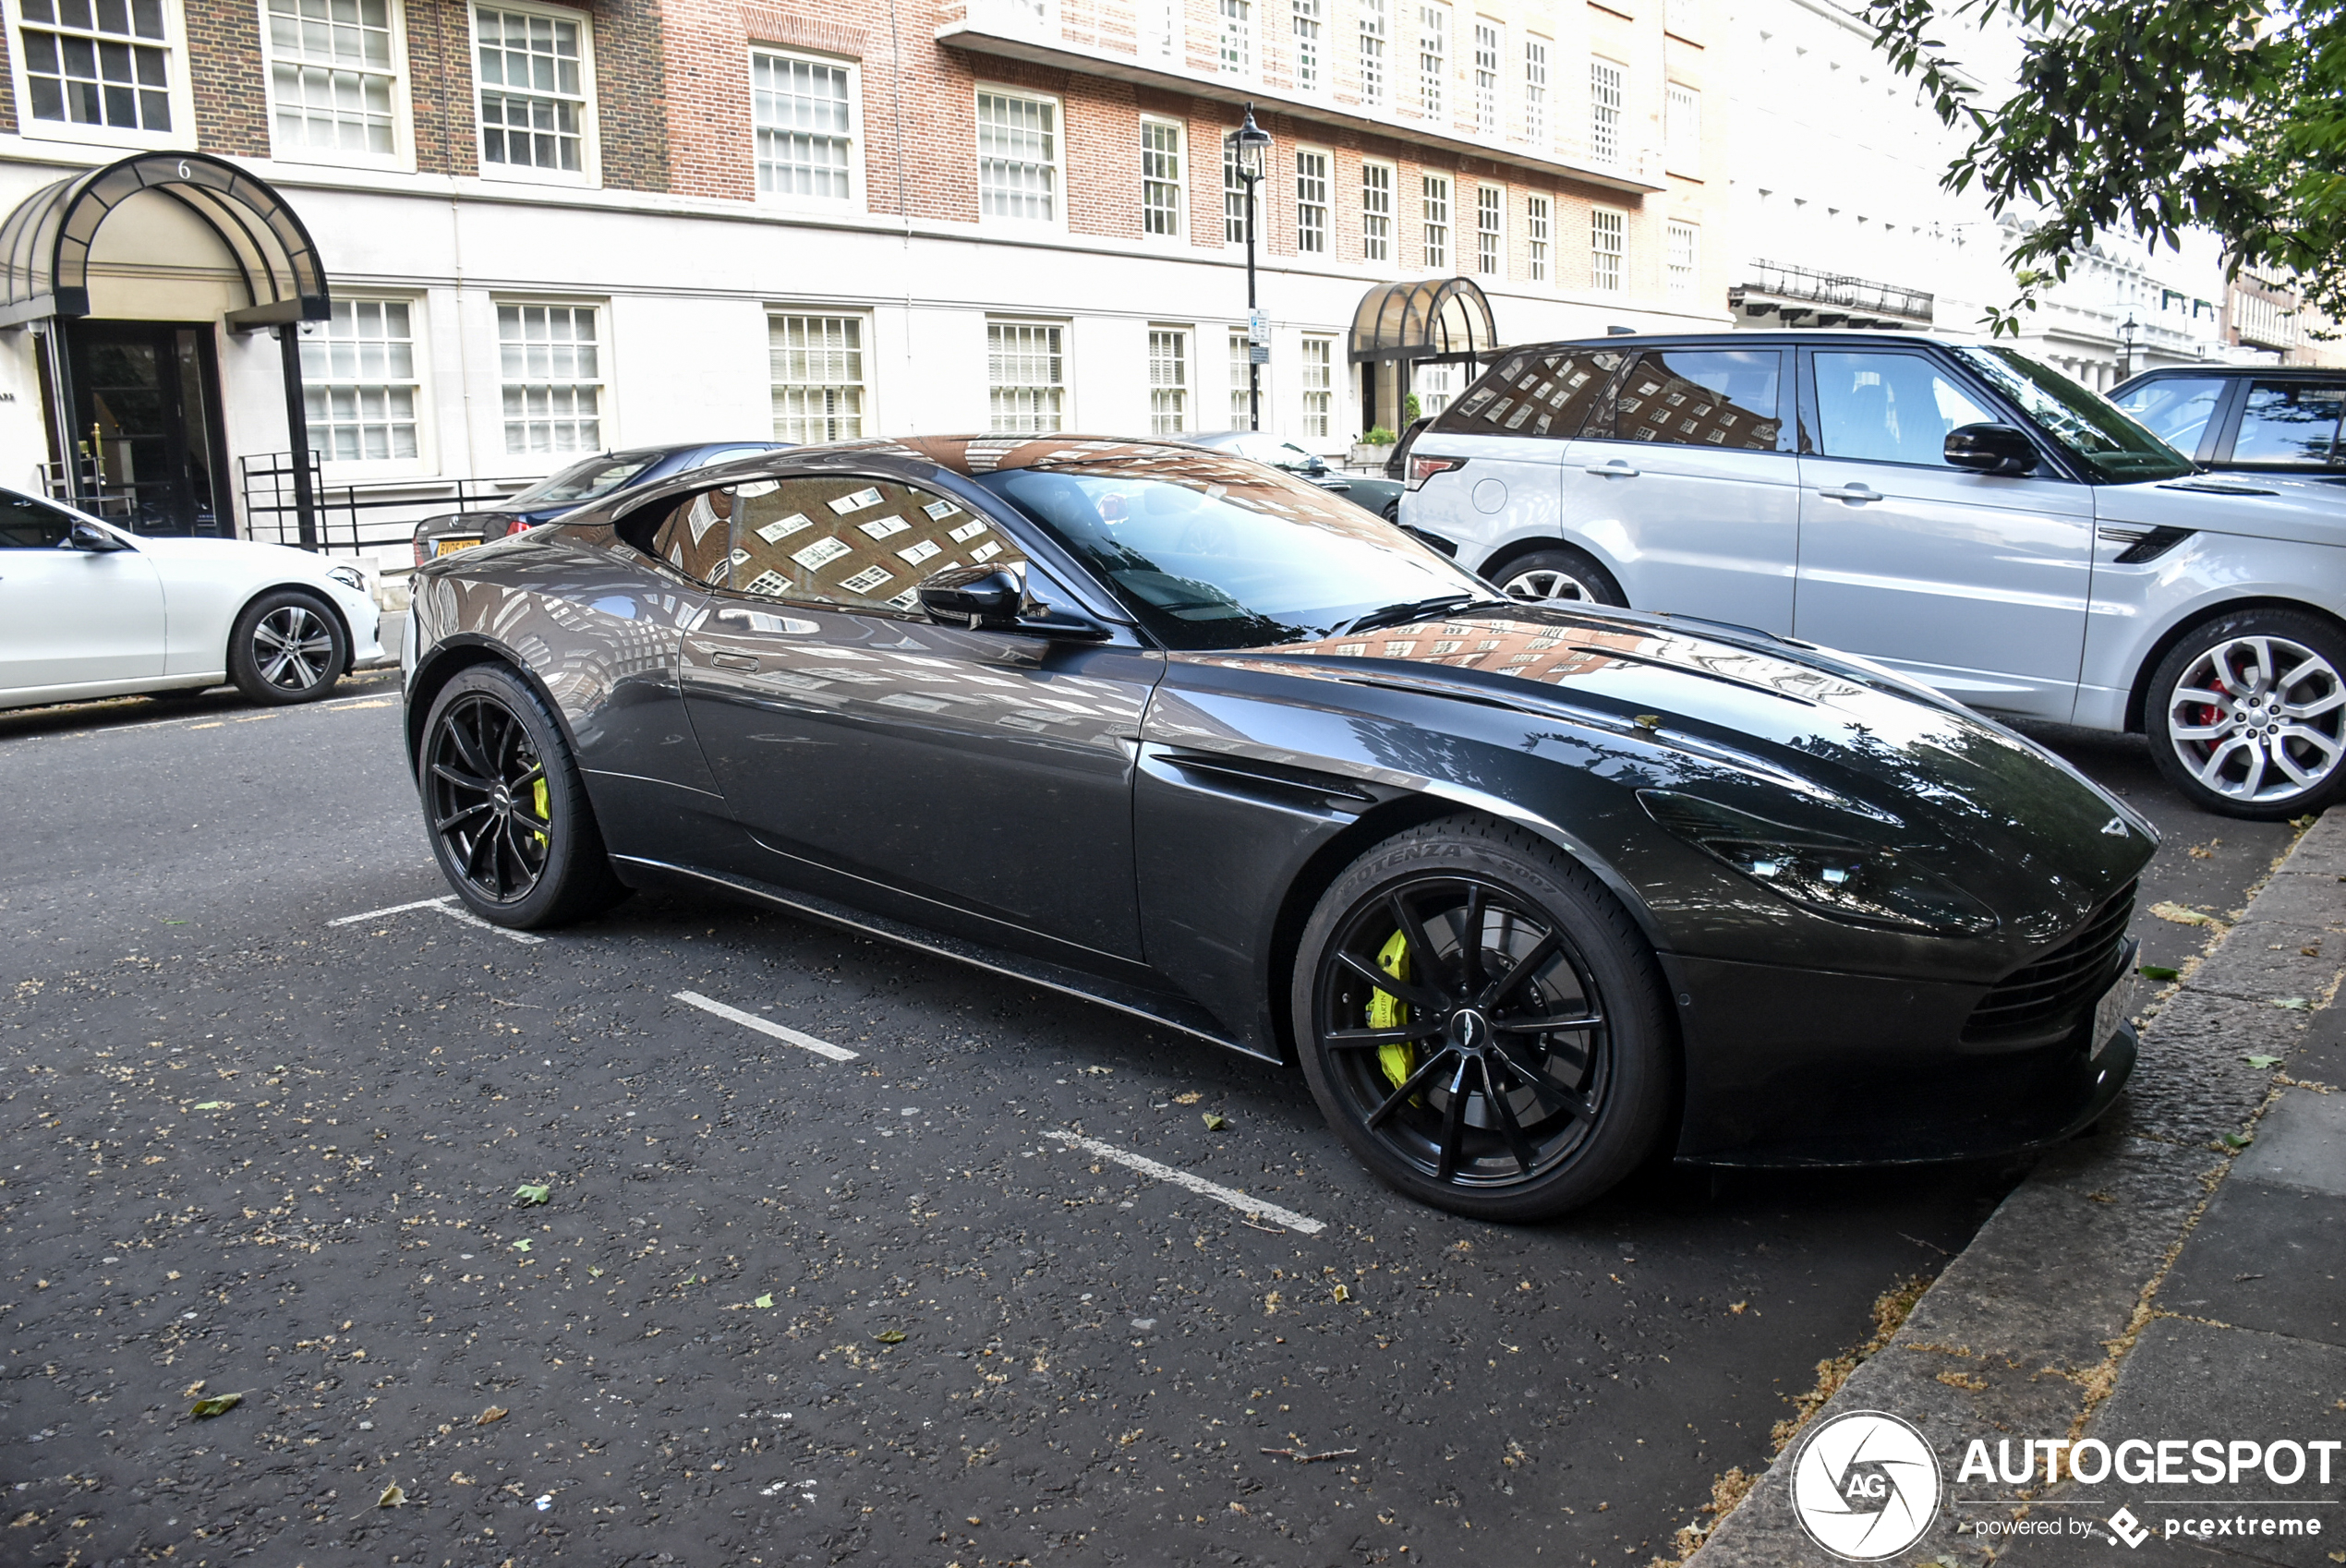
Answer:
[{"left": 2097, "top": 525, "right": 2195, "bottom": 564}]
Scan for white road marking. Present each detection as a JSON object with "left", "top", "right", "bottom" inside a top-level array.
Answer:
[
  {"left": 330, "top": 893, "right": 546, "bottom": 946},
  {"left": 1044, "top": 1131, "right": 1325, "bottom": 1236},
  {"left": 673, "top": 991, "right": 858, "bottom": 1062}
]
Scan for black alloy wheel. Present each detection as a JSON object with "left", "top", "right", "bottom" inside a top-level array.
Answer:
[
  {"left": 228, "top": 588, "right": 348, "bottom": 705},
  {"left": 1295, "top": 817, "right": 1672, "bottom": 1221},
  {"left": 419, "top": 664, "right": 627, "bottom": 927}
]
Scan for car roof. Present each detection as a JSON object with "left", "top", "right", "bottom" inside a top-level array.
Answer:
[
  {"left": 2117, "top": 365, "right": 2345, "bottom": 380},
  {"left": 1525, "top": 330, "right": 1960, "bottom": 352}
]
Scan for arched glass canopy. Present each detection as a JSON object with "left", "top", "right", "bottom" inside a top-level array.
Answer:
[
  {"left": 1348, "top": 277, "right": 1500, "bottom": 365},
  {"left": 0, "top": 151, "right": 331, "bottom": 332}
]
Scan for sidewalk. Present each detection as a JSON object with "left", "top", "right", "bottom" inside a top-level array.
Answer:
[{"left": 1689, "top": 811, "right": 2345, "bottom": 1567}]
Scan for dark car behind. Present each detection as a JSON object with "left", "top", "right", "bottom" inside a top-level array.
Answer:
[
  {"left": 411, "top": 440, "right": 789, "bottom": 566},
  {"left": 2111, "top": 365, "right": 2344, "bottom": 477}
]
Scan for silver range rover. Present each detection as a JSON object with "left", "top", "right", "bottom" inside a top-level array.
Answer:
[{"left": 1401, "top": 332, "right": 2346, "bottom": 819}]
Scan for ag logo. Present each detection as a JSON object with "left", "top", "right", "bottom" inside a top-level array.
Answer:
[{"left": 1788, "top": 1410, "right": 1942, "bottom": 1561}]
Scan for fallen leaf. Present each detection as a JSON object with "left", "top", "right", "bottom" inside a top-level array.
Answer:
[
  {"left": 476, "top": 1406, "right": 507, "bottom": 1426},
  {"left": 514, "top": 1183, "right": 550, "bottom": 1206},
  {"left": 2244, "top": 1055, "right": 2282, "bottom": 1069},
  {"left": 2302, "top": 947, "right": 2322, "bottom": 958},
  {"left": 1729, "top": 1301, "right": 1747, "bottom": 1315},
  {"left": 1633, "top": 713, "right": 1663, "bottom": 730},
  {"left": 190, "top": 1393, "right": 241, "bottom": 1418},
  {"left": 1080, "top": 1065, "right": 1114, "bottom": 1075},
  {"left": 1173, "top": 1092, "right": 1203, "bottom": 1105},
  {"left": 2219, "top": 1132, "right": 2254, "bottom": 1151},
  {"left": 1202, "top": 1112, "right": 1229, "bottom": 1131},
  {"left": 511, "top": 1238, "right": 532, "bottom": 1253},
  {"left": 2272, "top": 997, "right": 2312, "bottom": 1011},
  {"left": 1331, "top": 1284, "right": 1351, "bottom": 1304},
  {"left": 753, "top": 1294, "right": 774, "bottom": 1309},
  {"left": 2136, "top": 964, "right": 2181, "bottom": 983},
  {"left": 2149, "top": 901, "right": 2223, "bottom": 928},
  {"left": 873, "top": 1329, "right": 906, "bottom": 1345},
  {"left": 376, "top": 1482, "right": 405, "bottom": 1509},
  {"left": 180, "top": 1380, "right": 205, "bottom": 1399},
  {"left": 191, "top": 1101, "right": 230, "bottom": 1111}
]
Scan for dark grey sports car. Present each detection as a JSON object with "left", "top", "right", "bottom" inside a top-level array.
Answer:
[{"left": 404, "top": 435, "right": 2157, "bottom": 1220}]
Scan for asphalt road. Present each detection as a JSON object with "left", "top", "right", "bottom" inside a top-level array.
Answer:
[{"left": 0, "top": 675, "right": 2299, "bottom": 1568}]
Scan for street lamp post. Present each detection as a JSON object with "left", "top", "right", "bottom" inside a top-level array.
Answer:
[
  {"left": 1226, "top": 105, "right": 1273, "bottom": 431},
  {"left": 2117, "top": 312, "right": 2141, "bottom": 384}
]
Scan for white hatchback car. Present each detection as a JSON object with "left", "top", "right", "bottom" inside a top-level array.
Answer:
[{"left": 0, "top": 487, "right": 382, "bottom": 711}]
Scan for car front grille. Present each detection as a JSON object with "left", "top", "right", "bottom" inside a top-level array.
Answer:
[{"left": 1962, "top": 880, "right": 2138, "bottom": 1045}]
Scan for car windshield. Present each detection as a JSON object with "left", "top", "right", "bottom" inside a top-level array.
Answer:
[
  {"left": 968, "top": 450, "right": 1489, "bottom": 650},
  {"left": 1951, "top": 347, "right": 2196, "bottom": 483},
  {"left": 506, "top": 451, "right": 661, "bottom": 509}
]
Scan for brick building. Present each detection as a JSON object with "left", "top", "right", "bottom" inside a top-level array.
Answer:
[{"left": 0, "top": 0, "right": 1726, "bottom": 552}]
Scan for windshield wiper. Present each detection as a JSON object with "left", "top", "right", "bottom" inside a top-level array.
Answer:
[{"left": 1332, "top": 594, "right": 1508, "bottom": 637}]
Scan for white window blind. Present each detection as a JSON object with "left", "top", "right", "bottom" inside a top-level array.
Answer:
[
  {"left": 769, "top": 313, "right": 865, "bottom": 441},
  {"left": 987, "top": 321, "right": 1064, "bottom": 433},
  {"left": 1300, "top": 336, "right": 1333, "bottom": 438},
  {"left": 1149, "top": 329, "right": 1189, "bottom": 434}
]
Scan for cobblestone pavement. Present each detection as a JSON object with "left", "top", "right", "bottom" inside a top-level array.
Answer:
[{"left": 0, "top": 680, "right": 2294, "bottom": 1568}]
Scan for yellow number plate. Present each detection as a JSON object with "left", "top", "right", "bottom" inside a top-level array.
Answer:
[{"left": 434, "top": 537, "right": 482, "bottom": 556}]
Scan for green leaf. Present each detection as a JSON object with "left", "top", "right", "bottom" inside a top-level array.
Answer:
[
  {"left": 190, "top": 1392, "right": 242, "bottom": 1418},
  {"left": 873, "top": 1329, "right": 907, "bottom": 1345},
  {"left": 512, "top": 1238, "right": 532, "bottom": 1253},
  {"left": 2219, "top": 1132, "right": 2254, "bottom": 1150},
  {"left": 2272, "top": 997, "right": 2312, "bottom": 1011},
  {"left": 2136, "top": 964, "right": 2181, "bottom": 982},
  {"left": 2244, "top": 1055, "right": 2282, "bottom": 1068},
  {"left": 1203, "top": 1112, "right": 1229, "bottom": 1131},
  {"left": 376, "top": 1481, "right": 406, "bottom": 1508},
  {"left": 753, "top": 1293, "right": 774, "bottom": 1309},
  {"left": 514, "top": 1183, "right": 550, "bottom": 1206},
  {"left": 191, "top": 1101, "right": 230, "bottom": 1111}
]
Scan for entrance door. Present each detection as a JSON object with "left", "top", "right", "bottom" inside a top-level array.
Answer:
[{"left": 64, "top": 321, "right": 232, "bottom": 537}]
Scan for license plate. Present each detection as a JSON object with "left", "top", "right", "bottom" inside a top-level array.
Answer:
[
  {"left": 435, "top": 537, "right": 481, "bottom": 556},
  {"left": 2090, "top": 955, "right": 2138, "bottom": 1060}
]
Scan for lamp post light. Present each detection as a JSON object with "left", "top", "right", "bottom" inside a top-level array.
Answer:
[
  {"left": 2117, "top": 311, "right": 2140, "bottom": 384},
  {"left": 1225, "top": 105, "right": 1273, "bottom": 431}
]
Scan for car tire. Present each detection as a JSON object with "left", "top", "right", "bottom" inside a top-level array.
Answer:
[
  {"left": 2146, "top": 609, "right": 2346, "bottom": 820},
  {"left": 1381, "top": 498, "right": 1400, "bottom": 522},
  {"left": 1493, "top": 546, "right": 1626, "bottom": 609},
  {"left": 419, "top": 663, "right": 629, "bottom": 928},
  {"left": 1292, "top": 814, "right": 1675, "bottom": 1222},
  {"left": 227, "top": 588, "right": 348, "bottom": 705}
]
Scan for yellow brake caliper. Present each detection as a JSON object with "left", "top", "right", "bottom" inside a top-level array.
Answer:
[
  {"left": 1370, "top": 927, "right": 1415, "bottom": 1092},
  {"left": 530, "top": 774, "right": 550, "bottom": 847}
]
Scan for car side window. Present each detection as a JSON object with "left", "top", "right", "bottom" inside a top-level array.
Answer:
[
  {"left": 2112, "top": 376, "right": 2225, "bottom": 456},
  {"left": 2231, "top": 382, "right": 2343, "bottom": 467},
  {"left": 0, "top": 493, "right": 76, "bottom": 549},
  {"left": 1813, "top": 352, "right": 2000, "bottom": 467},
  {"left": 1434, "top": 348, "right": 1626, "bottom": 440},
  {"left": 647, "top": 488, "right": 738, "bottom": 583},
  {"left": 1612, "top": 350, "right": 1785, "bottom": 451},
  {"left": 726, "top": 475, "right": 1028, "bottom": 614}
]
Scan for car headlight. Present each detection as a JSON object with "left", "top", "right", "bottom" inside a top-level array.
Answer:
[
  {"left": 329, "top": 564, "right": 368, "bottom": 594},
  {"left": 1639, "top": 789, "right": 1997, "bottom": 936}
]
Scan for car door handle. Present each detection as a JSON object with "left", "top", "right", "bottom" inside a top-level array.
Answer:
[
  {"left": 1584, "top": 462, "right": 1640, "bottom": 478},
  {"left": 1817, "top": 484, "right": 1881, "bottom": 503},
  {"left": 709, "top": 652, "right": 761, "bottom": 672}
]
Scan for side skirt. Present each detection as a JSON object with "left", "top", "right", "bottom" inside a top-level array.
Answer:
[{"left": 611, "top": 853, "right": 1281, "bottom": 1066}]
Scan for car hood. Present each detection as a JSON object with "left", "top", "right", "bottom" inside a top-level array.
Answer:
[
  {"left": 2098, "top": 472, "right": 2346, "bottom": 548},
  {"left": 1201, "top": 606, "right": 2153, "bottom": 941},
  {"left": 127, "top": 535, "right": 358, "bottom": 585}
]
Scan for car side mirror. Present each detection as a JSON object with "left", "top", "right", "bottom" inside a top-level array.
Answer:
[
  {"left": 68, "top": 520, "right": 126, "bottom": 551},
  {"left": 919, "top": 564, "right": 1111, "bottom": 641},
  {"left": 1944, "top": 423, "right": 2038, "bottom": 476},
  {"left": 919, "top": 565, "right": 1029, "bottom": 630}
]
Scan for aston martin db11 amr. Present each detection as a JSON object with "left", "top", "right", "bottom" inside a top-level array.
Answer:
[{"left": 404, "top": 436, "right": 2157, "bottom": 1220}]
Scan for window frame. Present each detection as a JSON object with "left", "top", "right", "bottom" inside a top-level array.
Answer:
[
  {"left": 468, "top": 0, "right": 599, "bottom": 187},
  {"left": 1471, "top": 18, "right": 1499, "bottom": 137},
  {"left": 1290, "top": 0, "right": 1322, "bottom": 92},
  {"left": 1525, "top": 191, "right": 1550, "bottom": 282},
  {"left": 1148, "top": 324, "right": 1191, "bottom": 435},
  {"left": 1223, "top": 133, "right": 1250, "bottom": 246},
  {"left": 1217, "top": 0, "right": 1252, "bottom": 77},
  {"left": 1417, "top": 0, "right": 1445, "bottom": 119},
  {"left": 1229, "top": 327, "right": 1265, "bottom": 428},
  {"left": 1664, "top": 78, "right": 1699, "bottom": 175},
  {"left": 1522, "top": 34, "right": 1547, "bottom": 144},
  {"left": 749, "top": 44, "right": 864, "bottom": 207},
  {"left": 1474, "top": 181, "right": 1502, "bottom": 276},
  {"left": 6, "top": 0, "right": 197, "bottom": 151},
  {"left": 1360, "top": 157, "right": 1395, "bottom": 263},
  {"left": 974, "top": 84, "right": 1062, "bottom": 227},
  {"left": 1300, "top": 333, "right": 1335, "bottom": 438},
  {"left": 768, "top": 308, "right": 872, "bottom": 444},
  {"left": 1140, "top": 113, "right": 1185, "bottom": 240},
  {"left": 1421, "top": 170, "right": 1449, "bottom": 271},
  {"left": 986, "top": 317, "right": 1070, "bottom": 434},
  {"left": 260, "top": 0, "right": 415, "bottom": 170},
  {"left": 1294, "top": 144, "right": 1330, "bottom": 255},
  {"left": 1665, "top": 218, "right": 1697, "bottom": 298},
  {"left": 299, "top": 293, "right": 433, "bottom": 477},
  {"left": 1357, "top": 0, "right": 1386, "bottom": 109},
  {"left": 1588, "top": 54, "right": 1624, "bottom": 168},
  {"left": 493, "top": 295, "right": 611, "bottom": 459},
  {"left": 1590, "top": 203, "right": 1626, "bottom": 292}
]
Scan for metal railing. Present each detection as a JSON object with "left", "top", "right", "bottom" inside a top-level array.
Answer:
[
  {"left": 238, "top": 452, "right": 518, "bottom": 558},
  {"left": 1737, "top": 259, "right": 1935, "bottom": 321}
]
